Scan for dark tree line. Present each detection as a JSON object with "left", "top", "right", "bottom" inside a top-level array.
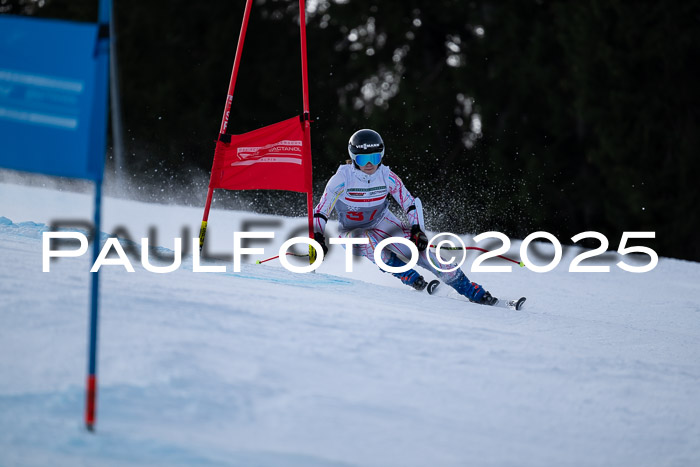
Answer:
[{"left": 3, "top": 0, "right": 699, "bottom": 260}]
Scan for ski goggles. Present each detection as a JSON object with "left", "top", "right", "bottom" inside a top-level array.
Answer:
[{"left": 353, "top": 151, "right": 383, "bottom": 166}]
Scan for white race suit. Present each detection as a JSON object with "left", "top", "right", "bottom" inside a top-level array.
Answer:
[{"left": 313, "top": 163, "right": 481, "bottom": 294}]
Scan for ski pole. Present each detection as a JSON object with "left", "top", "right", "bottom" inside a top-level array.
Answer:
[
  {"left": 256, "top": 252, "right": 310, "bottom": 264},
  {"left": 257, "top": 247, "right": 524, "bottom": 266},
  {"left": 430, "top": 245, "right": 525, "bottom": 267}
]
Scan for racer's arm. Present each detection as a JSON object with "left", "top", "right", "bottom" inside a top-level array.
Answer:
[
  {"left": 313, "top": 168, "right": 346, "bottom": 234},
  {"left": 388, "top": 169, "right": 427, "bottom": 250},
  {"left": 387, "top": 170, "right": 419, "bottom": 227}
]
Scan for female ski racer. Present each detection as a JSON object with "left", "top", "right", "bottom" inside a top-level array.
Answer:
[{"left": 312, "top": 128, "right": 498, "bottom": 306}]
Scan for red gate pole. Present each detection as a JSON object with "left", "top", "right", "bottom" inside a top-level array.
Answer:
[
  {"left": 298, "top": 0, "right": 314, "bottom": 243},
  {"left": 199, "top": 0, "right": 254, "bottom": 251}
]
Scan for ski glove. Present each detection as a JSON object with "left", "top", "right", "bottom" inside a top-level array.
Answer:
[
  {"left": 410, "top": 225, "right": 428, "bottom": 251},
  {"left": 313, "top": 232, "right": 329, "bottom": 256}
]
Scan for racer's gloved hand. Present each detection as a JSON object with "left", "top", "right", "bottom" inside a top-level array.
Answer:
[
  {"left": 410, "top": 225, "right": 428, "bottom": 251},
  {"left": 313, "top": 231, "right": 329, "bottom": 256}
]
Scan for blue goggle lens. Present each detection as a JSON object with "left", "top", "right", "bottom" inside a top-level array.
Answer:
[{"left": 354, "top": 152, "right": 383, "bottom": 166}]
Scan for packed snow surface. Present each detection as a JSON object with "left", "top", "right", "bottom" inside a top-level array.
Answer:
[{"left": 1, "top": 180, "right": 699, "bottom": 466}]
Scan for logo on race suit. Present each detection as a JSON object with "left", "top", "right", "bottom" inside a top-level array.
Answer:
[
  {"left": 231, "top": 140, "right": 303, "bottom": 166},
  {"left": 347, "top": 186, "right": 387, "bottom": 197},
  {"left": 345, "top": 185, "right": 388, "bottom": 203}
]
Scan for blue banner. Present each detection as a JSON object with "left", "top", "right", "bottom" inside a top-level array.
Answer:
[{"left": 0, "top": 14, "right": 108, "bottom": 181}]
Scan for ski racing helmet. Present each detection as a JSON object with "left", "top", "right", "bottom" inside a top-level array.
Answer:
[{"left": 348, "top": 129, "right": 385, "bottom": 168}]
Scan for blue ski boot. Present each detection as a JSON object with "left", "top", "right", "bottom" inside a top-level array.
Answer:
[
  {"left": 446, "top": 269, "right": 497, "bottom": 305},
  {"left": 384, "top": 253, "right": 428, "bottom": 291}
]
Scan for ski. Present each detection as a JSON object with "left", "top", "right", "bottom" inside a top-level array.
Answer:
[
  {"left": 492, "top": 296, "right": 526, "bottom": 311},
  {"left": 426, "top": 279, "right": 440, "bottom": 295},
  {"left": 424, "top": 280, "right": 526, "bottom": 311}
]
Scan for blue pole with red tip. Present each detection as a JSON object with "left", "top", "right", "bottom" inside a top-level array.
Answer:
[{"left": 85, "top": 0, "right": 111, "bottom": 432}]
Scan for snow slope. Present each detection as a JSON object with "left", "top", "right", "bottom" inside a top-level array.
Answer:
[{"left": 1, "top": 180, "right": 699, "bottom": 467}]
